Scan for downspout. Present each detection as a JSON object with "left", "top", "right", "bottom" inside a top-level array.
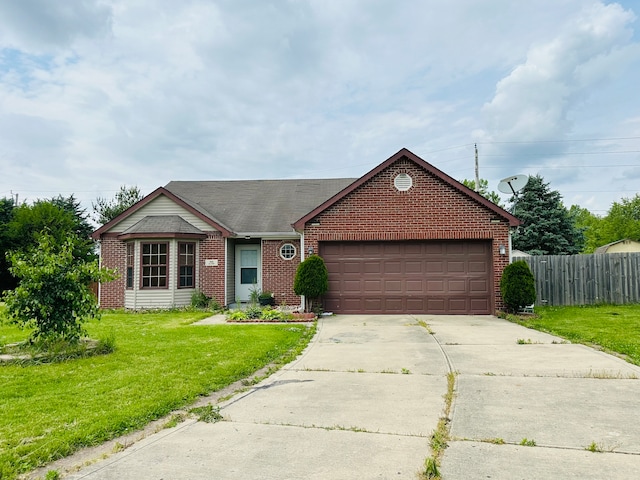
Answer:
[
  {"left": 224, "top": 237, "right": 228, "bottom": 307},
  {"left": 299, "top": 231, "right": 305, "bottom": 311},
  {"left": 96, "top": 240, "right": 102, "bottom": 307},
  {"left": 508, "top": 230, "right": 513, "bottom": 264}
]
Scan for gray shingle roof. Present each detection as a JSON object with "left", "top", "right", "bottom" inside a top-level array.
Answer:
[
  {"left": 164, "top": 179, "right": 356, "bottom": 234},
  {"left": 121, "top": 215, "right": 205, "bottom": 235}
]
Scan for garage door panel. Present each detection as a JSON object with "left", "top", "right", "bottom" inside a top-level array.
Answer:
[
  {"left": 406, "top": 279, "right": 424, "bottom": 293},
  {"left": 364, "top": 279, "right": 382, "bottom": 294},
  {"left": 448, "top": 298, "right": 470, "bottom": 313},
  {"left": 406, "top": 298, "right": 426, "bottom": 311},
  {"left": 447, "top": 279, "right": 467, "bottom": 293},
  {"left": 447, "top": 261, "right": 465, "bottom": 273},
  {"left": 383, "top": 261, "right": 402, "bottom": 274},
  {"left": 363, "top": 298, "right": 383, "bottom": 311},
  {"left": 446, "top": 243, "right": 465, "bottom": 254},
  {"left": 427, "top": 280, "right": 445, "bottom": 293},
  {"left": 405, "top": 261, "right": 423, "bottom": 273},
  {"left": 384, "top": 279, "right": 402, "bottom": 293},
  {"left": 321, "top": 240, "right": 492, "bottom": 314},
  {"left": 469, "top": 279, "right": 489, "bottom": 294},
  {"left": 468, "top": 261, "right": 488, "bottom": 273},
  {"left": 343, "top": 280, "right": 363, "bottom": 292},
  {"left": 343, "top": 262, "right": 362, "bottom": 274},
  {"left": 470, "top": 298, "right": 490, "bottom": 312},
  {"left": 383, "top": 298, "right": 403, "bottom": 311},
  {"left": 363, "top": 261, "right": 381, "bottom": 274},
  {"left": 426, "top": 261, "right": 444, "bottom": 273}
]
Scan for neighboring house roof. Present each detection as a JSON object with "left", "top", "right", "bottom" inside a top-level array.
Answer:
[
  {"left": 511, "top": 249, "right": 530, "bottom": 257},
  {"left": 594, "top": 239, "right": 640, "bottom": 254},
  {"left": 293, "top": 148, "right": 521, "bottom": 230},
  {"left": 118, "top": 215, "right": 207, "bottom": 240},
  {"left": 164, "top": 178, "right": 355, "bottom": 234}
]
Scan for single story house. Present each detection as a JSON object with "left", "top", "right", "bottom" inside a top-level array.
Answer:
[
  {"left": 594, "top": 239, "right": 640, "bottom": 254},
  {"left": 92, "top": 148, "right": 520, "bottom": 314}
]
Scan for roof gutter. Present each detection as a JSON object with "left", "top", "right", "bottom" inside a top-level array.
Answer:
[{"left": 233, "top": 231, "right": 300, "bottom": 240}]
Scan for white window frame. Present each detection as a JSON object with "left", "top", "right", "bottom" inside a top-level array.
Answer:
[{"left": 279, "top": 243, "right": 297, "bottom": 260}]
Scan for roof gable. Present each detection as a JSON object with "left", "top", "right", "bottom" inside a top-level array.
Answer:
[
  {"left": 91, "top": 187, "right": 233, "bottom": 239},
  {"left": 293, "top": 148, "right": 520, "bottom": 230}
]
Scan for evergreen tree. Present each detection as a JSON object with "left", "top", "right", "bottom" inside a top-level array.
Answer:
[{"left": 510, "top": 175, "right": 584, "bottom": 255}]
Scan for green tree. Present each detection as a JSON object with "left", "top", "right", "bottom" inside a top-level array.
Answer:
[
  {"left": 7, "top": 199, "right": 95, "bottom": 263},
  {"left": 510, "top": 175, "right": 584, "bottom": 255},
  {"left": 92, "top": 185, "right": 143, "bottom": 225},
  {"left": 500, "top": 260, "right": 536, "bottom": 313},
  {"left": 293, "top": 255, "right": 329, "bottom": 312},
  {"left": 600, "top": 194, "right": 640, "bottom": 245},
  {"left": 3, "top": 234, "right": 116, "bottom": 342},
  {"left": 462, "top": 178, "right": 504, "bottom": 207},
  {"left": 0, "top": 197, "right": 16, "bottom": 292},
  {"left": 570, "top": 205, "right": 605, "bottom": 253}
]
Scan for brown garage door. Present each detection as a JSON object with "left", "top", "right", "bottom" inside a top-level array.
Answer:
[{"left": 321, "top": 240, "right": 492, "bottom": 314}]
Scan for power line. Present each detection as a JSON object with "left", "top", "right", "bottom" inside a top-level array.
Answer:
[{"left": 478, "top": 136, "right": 640, "bottom": 144}]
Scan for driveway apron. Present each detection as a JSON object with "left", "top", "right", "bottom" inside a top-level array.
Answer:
[
  {"left": 64, "top": 315, "right": 640, "bottom": 479},
  {"left": 66, "top": 315, "right": 447, "bottom": 479},
  {"left": 432, "top": 315, "right": 640, "bottom": 480}
]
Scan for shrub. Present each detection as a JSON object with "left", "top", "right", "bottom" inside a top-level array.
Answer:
[
  {"left": 293, "top": 255, "right": 328, "bottom": 312},
  {"left": 3, "top": 234, "right": 116, "bottom": 343},
  {"left": 500, "top": 260, "right": 536, "bottom": 313},
  {"left": 245, "top": 305, "right": 263, "bottom": 319},
  {"left": 261, "top": 308, "right": 284, "bottom": 321},
  {"left": 191, "top": 290, "right": 210, "bottom": 309},
  {"left": 227, "top": 310, "right": 248, "bottom": 321}
]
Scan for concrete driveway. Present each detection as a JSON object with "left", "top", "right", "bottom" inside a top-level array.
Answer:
[{"left": 64, "top": 314, "right": 640, "bottom": 479}]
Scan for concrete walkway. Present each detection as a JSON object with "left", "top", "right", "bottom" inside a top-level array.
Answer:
[{"left": 64, "top": 315, "right": 640, "bottom": 479}]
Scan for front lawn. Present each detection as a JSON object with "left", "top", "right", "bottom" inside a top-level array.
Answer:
[
  {"left": 508, "top": 304, "right": 640, "bottom": 366},
  {"left": 0, "top": 308, "right": 314, "bottom": 479}
]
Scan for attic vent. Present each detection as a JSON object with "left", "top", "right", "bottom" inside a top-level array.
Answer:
[{"left": 394, "top": 173, "right": 413, "bottom": 192}]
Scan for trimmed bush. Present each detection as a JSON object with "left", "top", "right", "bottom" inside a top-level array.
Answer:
[
  {"left": 500, "top": 260, "right": 536, "bottom": 313},
  {"left": 293, "top": 255, "right": 328, "bottom": 312}
]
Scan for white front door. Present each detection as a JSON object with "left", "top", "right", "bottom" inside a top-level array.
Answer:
[{"left": 235, "top": 245, "right": 261, "bottom": 302}]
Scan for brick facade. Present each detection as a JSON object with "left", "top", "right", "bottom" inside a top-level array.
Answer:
[
  {"left": 302, "top": 159, "right": 511, "bottom": 312},
  {"left": 198, "top": 233, "right": 226, "bottom": 306},
  {"left": 98, "top": 236, "right": 126, "bottom": 309},
  {"left": 261, "top": 239, "right": 302, "bottom": 306},
  {"left": 94, "top": 150, "right": 515, "bottom": 312}
]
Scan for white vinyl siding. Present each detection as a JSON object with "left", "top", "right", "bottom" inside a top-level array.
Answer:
[
  {"left": 124, "top": 239, "right": 199, "bottom": 309},
  {"left": 110, "top": 195, "right": 214, "bottom": 233}
]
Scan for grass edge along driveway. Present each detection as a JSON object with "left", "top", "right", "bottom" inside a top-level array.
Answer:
[
  {"left": 0, "top": 309, "right": 315, "bottom": 480},
  {"left": 505, "top": 304, "right": 640, "bottom": 366}
]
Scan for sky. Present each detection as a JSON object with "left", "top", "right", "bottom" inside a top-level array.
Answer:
[{"left": 1, "top": 0, "right": 639, "bottom": 222}]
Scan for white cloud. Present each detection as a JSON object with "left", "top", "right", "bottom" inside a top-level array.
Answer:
[
  {"left": 0, "top": 0, "right": 638, "bottom": 216},
  {"left": 0, "top": 0, "right": 112, "bottom": 53}
]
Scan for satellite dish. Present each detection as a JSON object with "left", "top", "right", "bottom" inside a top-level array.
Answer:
[{"left": 498, "top": 174, "right": 528, "bottom": 195}]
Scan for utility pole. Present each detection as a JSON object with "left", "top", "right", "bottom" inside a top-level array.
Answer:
[
  {"left": 474, "top": 143, "right": 480, "bottom": 192},
  {"left": 10, "top": 190, "right": 18, "bottom": 205}
]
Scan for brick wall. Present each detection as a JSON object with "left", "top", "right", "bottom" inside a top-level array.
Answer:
[
  {"left": 198, "top": 233, "right": 226, "bottom": 306},
  {"left": 98, "top": 236, "right": 126, "bottom": 308},
  {"left": 303, "top": 159, "right": 511, "bottom": 312},
  {"left": 261, "top": 239, "right": 301, "bottom": 306}
]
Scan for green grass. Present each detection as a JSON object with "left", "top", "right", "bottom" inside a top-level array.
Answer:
[
  {"left": 0, "top": 307, "right": 314, "bottom": 479},
  {"left": 508, "top": 304, "right": 640, "bottom": 366}
]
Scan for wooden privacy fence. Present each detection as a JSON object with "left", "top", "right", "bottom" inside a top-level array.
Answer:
[{"left": 514, "top": 253, "right": 640, "bottom": 306}]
